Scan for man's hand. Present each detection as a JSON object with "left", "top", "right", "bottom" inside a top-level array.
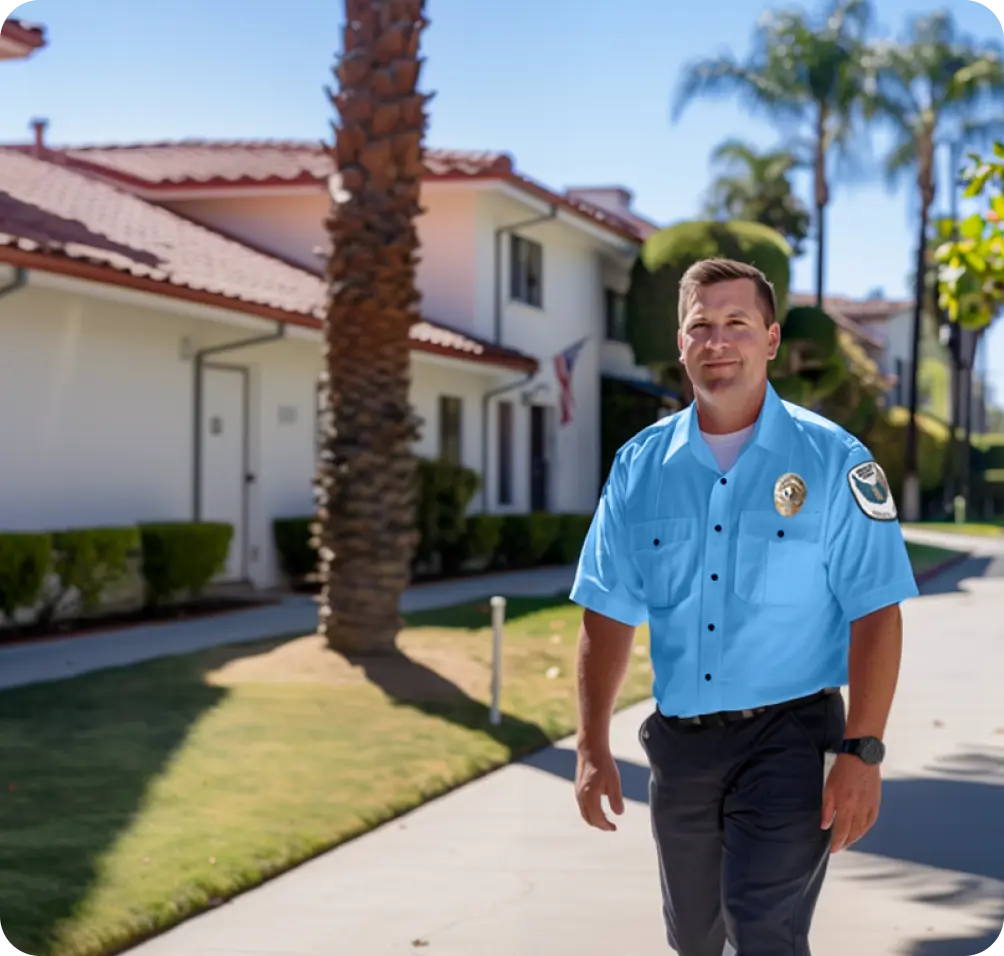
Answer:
[
  {"left": 575, "top": 747, "right": 625, "bottom": 832},
  {"left": 821, "top": 753, "right": 882, "bottom": 853}
]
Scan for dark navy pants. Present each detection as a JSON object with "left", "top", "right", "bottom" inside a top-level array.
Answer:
[{"left": 638, "top": 690, "right": 846, "bottom": 956}]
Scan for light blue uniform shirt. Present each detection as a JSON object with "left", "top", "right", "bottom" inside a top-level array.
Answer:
[{"left": 570, "top": 383, "right": 919, "bottom": 719}]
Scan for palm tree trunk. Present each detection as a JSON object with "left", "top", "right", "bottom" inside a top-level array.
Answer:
[
  {"left": 315, "top": 0, "right": 430, "bottom": 655},
  {"left": 903, "top": 196, "right": 930, "bottom": 521}
]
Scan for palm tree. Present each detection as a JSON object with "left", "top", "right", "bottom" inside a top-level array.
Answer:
[
  {"left": 673, "top": 0, "right": 872, "bottom": 306},
  {"left": 861, "top": 10, "right": 1004, "bottom": 520},
  {"left": 704, "top": 139, "right": 812, "bottom": 255},
  {"left": 315, "top": 0, "right": 431, "bottom": 654}
]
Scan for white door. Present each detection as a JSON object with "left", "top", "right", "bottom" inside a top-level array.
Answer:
[{"left": 201, "top": 366, "right": 245, "bottom": 581}]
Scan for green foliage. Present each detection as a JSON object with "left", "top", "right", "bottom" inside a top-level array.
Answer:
[
  {"left": 47, "top": 527, "right": 138, "bottom": 619},
  {"left": 626, "top": 219, "right": 792, "bottom": 369},
  {"left": 461, "top": 515, "right": 504, "bottom": 566},
  {"left": 770, "top": 305, "right": 847, "bottom": 406},
  {"left": 864, "top": 407, "right": 949, "bottom": 502},
  {"left": 272, "top": 517, "right": 317, "bottom": 584},
  {"left": 935, "top": 141, "right": 1004, "bottom": 329},
  {"left": 600, "top": 376, "right": 675, "bottom": 482},
  {"left": 546, "top": 514, "right": 594, "bottom": 565},
  {"left": 817, "top": 330, "right": 889, "bottom": 437},
  {"left": 0, "top": 533, "right": 52, "bottom": 620},
  {"left": 704, "top": 140, "right": 812, "bottom": 255},
  {"left": 498, "top": 514, "right": 563, "bottom": 569},
  {"left": 414, "top": 458, "right": 481, "bottom": 569},
  {"left": 138, "top": 522, "right": 233, "bottom": 605}
]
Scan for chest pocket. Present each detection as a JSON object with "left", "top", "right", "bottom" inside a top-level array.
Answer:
[
  {"left": 628, "top": 517, "right": 696, "bottom": 609},
  {"left": 734, "top": 509, "right": 826, "bottom": 606}
]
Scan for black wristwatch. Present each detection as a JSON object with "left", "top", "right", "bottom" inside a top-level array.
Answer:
[{"left": 838, "top": 736, "right": 885, "bottom": 765}]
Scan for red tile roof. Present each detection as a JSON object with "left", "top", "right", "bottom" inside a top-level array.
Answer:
[
  {"left": 16, "top": 139, "right": 649, "bottom": 242},
  {"left": 0, "top": 150, "right": 537, "bottom": 372},
  {"left": 0, "top": 17, "right": 46, "bottom": 59}
]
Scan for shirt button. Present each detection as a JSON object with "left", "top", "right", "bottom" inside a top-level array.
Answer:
[
  {"left": 707, "top": 624, "right": 715, "bottom": 631},
  {"left": 711, "top": 573, "right": 718, "bottom": 581},
  {"left": 777, "top": 530, "right": 785, "bottom": 538},
  {"left": 705, "top": 673, "right": 712, "bottom": 681},
  {"left": 714, "top": 524, "right": 722, "bottom": 532},
  {"left": 720, "top": 478, "right": 727, "bottom": 485},
  {"left": 653, "top": 538, "right": 660, "bottom": 546}
]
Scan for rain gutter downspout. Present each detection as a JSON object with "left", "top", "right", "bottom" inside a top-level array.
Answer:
[
  {"left": 480, "top": 368, "right": 536, "bottom": 514},
  {"left": 0, "top": 267, "right": 26, "bottom": 302},
  {"left": 493, "top": 205, "right": 559, "bottom": 344},
  {"left": 192, "top": 323, "right": 286, "bottom": 522}
]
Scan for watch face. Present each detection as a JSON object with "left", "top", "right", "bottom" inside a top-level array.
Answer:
[{"left": 859, "top": 738, "right": 885, "bottom": 764}]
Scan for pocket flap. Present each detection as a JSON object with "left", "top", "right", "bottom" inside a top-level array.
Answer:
[
  {"left": 738, "top": 509, "right": 822, "bottom": 543},
  {"left": 628, "top": 516, "right": 695, "bottom": 552}
]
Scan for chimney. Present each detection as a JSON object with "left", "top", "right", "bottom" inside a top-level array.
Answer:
[
  {"left": 565, "top": 186, "right": 635, "bottom": 217},
  {"left": 30, "top": 117, "right": 47, "bottom": 157}
]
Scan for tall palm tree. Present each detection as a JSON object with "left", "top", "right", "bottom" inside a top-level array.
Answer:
[
  {"left": 315, "top": 0, "right": 430, "bottom": 654},
  {"left": 861, "top": 10, "right": 1004, "bottom": 520},
  {"left": 673, "top": 0, "right": 872, "bottom": 306},
  {"left": 704, "top": 139, "right": 812, "bottom": 254}
]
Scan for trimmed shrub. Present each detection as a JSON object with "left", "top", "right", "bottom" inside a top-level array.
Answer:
[
  {"left": 415, "top": 457, "right": 481, "bottom": 568},
  {"left": 863, "top": 407, "right": 948, "bottom": 504},
  {"left": 459, "top": 514, "right": 504, "bottom": 570},
  {"left": 626, "top": 219, "right": 792, "bottom": 367},
  {"left": 546, "top": 514, "right": 593, "bottom": 565},
  {"left": 0, "top": 532, "right": 52, "bottom": 621},
  {"left": 139, "top": 522, "right": 233, "bottom": 605},
  {"left": 273, "top": 517, "right": 317, "bottom": 584},
  {"left": 497, "top": 513, "right": 562, "bottom": 568},
  {"left": 43, "top": 526, "right": 139, "bottom": 622}
]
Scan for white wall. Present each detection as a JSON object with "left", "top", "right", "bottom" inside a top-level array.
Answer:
[
  {"left": 165, "top": 183, "right": 480, "bottom": 333},
  {"left": 861, "top": 310, "right": 912, "bottom": 374},
  {"left": 0, "top": 283, "right": 324, "bottom": 589}
]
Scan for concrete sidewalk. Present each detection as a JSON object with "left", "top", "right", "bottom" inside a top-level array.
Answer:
[
  {"left": 0, "top": 565, "right": 575, "bottom": 692},
  {"left": 117, "top": 555, "right": 1004, "bottom": 956}
]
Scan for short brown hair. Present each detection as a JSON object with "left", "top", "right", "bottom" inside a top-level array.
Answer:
[{"left": 678, "top": 258, "right": 777, "bottom": 327}]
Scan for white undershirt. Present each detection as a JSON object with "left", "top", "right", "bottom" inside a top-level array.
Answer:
[{"left": 701, "top": 424, "right": 755, "bottom": 473}]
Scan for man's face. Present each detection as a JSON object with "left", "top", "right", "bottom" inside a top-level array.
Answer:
[{"left": 677, "top": 278, "right": 780, "bottom": 398}]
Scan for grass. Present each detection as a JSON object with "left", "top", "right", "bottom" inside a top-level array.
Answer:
[
  {"left": 905, "top": 540, "right": 966, "bottom": 576},
  {"left": 0, "top": 542, "right": 966, "bottom": 956},
  {"left": 903, "top": 521, "right": 1004, "bottom": 537},
  {"left": 0, "top": 594, "right": 653, "bottom": 956}
]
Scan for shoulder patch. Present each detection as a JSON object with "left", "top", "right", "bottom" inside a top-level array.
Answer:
[{"left": 847, "top": 460, "right": 897, "bottom": 521}]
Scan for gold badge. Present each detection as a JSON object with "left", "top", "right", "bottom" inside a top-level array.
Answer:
[{"left": 774, "top": 473, "right": 807, "bottom": 517}]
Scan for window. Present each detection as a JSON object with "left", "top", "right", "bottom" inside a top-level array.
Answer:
[
  {"left": 510, "top": 235, "right": 543, "bottom": 307},
  {"left": 497, "top": 400, "right": 513, "bottom": 505},
  {"left": 438, "top": 395, "right": 462, "bottom": 464},
  {"left": 605, "top": 289, "right": 628, "bottom": 342}
]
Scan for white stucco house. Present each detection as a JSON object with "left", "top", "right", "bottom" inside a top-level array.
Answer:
[{"left": 0, "top": 134, "right": 664, "bottom": 589}]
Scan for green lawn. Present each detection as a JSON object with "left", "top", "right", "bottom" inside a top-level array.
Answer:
[
  {"left": 0, "top": 542, "right": 965, "bottom": 956},
  {"left": 903, "top": 521, "right": 1004, "bottom": 537},
  {"left": 0, "top": 595, "right": 654, "bottom": 956},
  {"left": 905, "top": 540, "right": 966, "bottom": 575}
]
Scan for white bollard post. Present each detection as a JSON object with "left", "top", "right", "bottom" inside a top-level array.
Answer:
[{"left": 489, "top": 595, "right": 506, "bottom": 726}]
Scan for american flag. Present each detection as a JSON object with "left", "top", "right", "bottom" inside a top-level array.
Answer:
[{"left": 553, "top": 338, "right": 588, "bottom": 425}]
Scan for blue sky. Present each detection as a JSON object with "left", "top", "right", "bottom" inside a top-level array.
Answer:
[{"left": 2, "top": 0, "right": 1004, "bottom": 391}]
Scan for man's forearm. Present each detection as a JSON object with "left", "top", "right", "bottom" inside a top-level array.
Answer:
[
  {"left": 576, "top": 609, "right": 637, "bottom": 754},
  {"left": 845, "top": 603, "right": 903, "bottom": 739}
]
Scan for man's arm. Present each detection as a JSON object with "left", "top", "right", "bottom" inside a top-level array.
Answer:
[
  {"left": 577, "top": 609, "right": 637, "bottom": 754},
  {"left": 574, "top": 609, "right": 636, "bottom": 832},
  {"left": 844, "top": 602, "right": 903, "bottom": 740}
]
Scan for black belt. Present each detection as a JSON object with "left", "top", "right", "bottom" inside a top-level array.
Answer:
[{"left": 659, "top": 687, "right": 840, "bottom": 729}]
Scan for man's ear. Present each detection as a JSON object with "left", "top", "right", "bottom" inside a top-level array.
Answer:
[
  {"left": 677, "top": 328, "right": 685, "bottom": 363},
  {"left": 767, "top": 322, "right": 780, "bottom": 360}
]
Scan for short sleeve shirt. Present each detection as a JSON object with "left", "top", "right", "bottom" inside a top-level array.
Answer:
[{"left": 570, "top": 383, "right": 919, "bottom": 718}]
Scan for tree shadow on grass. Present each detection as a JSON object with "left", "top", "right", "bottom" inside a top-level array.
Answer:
[
  {"left": 350, "top": 592, "right": 581, "bottom": 759},
  {"left": 0, "top": 652, "right": 228, "bottom": 956}
]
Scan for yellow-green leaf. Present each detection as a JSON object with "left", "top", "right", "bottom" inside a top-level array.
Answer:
[{"left": 961, "top": 213, "right": 984, "bottom": 240}]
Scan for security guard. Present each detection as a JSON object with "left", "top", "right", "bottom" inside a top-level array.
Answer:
[{"left": 570, "top": 258, "right": 918, "bottom": 956}]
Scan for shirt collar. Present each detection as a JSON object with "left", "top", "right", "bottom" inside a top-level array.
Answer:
[{"left": 664, "top": 381, "right": 790, "bottom": 470}]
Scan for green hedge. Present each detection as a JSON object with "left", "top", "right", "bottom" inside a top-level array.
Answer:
[
  {"left": 273, "top": 457, "right": 593, "bottom": 583},
  {"left": 0, "top": 521, "right": 231, "bottom": 627}
]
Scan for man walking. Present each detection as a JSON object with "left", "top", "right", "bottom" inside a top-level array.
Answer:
[{"left": 570, "top": 258, "right": 918, "bottom": 956}]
